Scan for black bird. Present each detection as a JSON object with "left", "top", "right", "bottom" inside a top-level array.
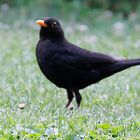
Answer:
[{"left": 36, "top": 17, "right": 140, "bottom": 108}]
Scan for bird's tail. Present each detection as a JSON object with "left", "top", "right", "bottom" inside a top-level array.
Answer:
[{"left": 100, "top": 58, "right": 140, "bottom": 79}]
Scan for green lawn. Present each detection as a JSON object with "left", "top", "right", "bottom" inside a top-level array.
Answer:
[{"left": 0, "top": 7, "right": 140, "bottom": 139}]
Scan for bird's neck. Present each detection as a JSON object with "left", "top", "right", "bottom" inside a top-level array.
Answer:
[{"left": 39, "top": 29, "right": 65, "bottom": 41}]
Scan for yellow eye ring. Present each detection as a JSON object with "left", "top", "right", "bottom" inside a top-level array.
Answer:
[{"left": 52, "top": 22, "right": 57, "bottom": 28}]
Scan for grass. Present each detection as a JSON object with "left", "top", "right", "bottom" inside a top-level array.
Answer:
[{"left": 0, "top": 4, "right": 140, "bottom": 139}]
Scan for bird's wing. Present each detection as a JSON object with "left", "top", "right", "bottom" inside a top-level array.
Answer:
[{"left": 57, "top": 43, "right": 117, "bottom": 70}]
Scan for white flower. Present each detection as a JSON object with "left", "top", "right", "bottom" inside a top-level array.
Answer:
[
  {"left": 45, "top": 127, "right": 58, "bottom": 136},
  {"left": 18, "top": 103, "right": 25, "bottom": 109}
]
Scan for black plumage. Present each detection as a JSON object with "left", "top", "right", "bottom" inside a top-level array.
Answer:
[{"left": 36, "top": 17, "right": 140, "bottom": 108}]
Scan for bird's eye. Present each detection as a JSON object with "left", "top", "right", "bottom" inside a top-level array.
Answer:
[{"left": 51, "top": 22, "right": 57, "bottom": 28}]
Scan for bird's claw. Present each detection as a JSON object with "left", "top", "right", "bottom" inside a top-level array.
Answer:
[{"left": 67, "top": 103, "right": 73, "bottom": 110}]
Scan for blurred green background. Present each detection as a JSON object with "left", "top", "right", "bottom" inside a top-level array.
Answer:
[
  {"left": 0, "top": 0, "right": 140, "bottom": 22},
  {"left": 0, "top": 0, "right": 140, "bottom": 139}
]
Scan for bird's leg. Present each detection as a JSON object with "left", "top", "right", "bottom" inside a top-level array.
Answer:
[
  {"left": 73, "top": 89, "right": 82, "bottom": 108},
  {"left": 65, "top": 89, "right": 74, "bottom": 109}
]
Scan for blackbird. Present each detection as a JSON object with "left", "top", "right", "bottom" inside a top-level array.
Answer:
[{"left": 36, "top": 17, "right": 140, "bottom": 108}]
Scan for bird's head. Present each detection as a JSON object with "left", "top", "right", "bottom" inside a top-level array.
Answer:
[{"left": 36, "top": 17, "right": 64, "bottom": 40}]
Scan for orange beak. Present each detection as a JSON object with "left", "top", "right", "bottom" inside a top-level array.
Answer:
[{"left": 36, "top": 20, "right": 48, "bottom": 27}]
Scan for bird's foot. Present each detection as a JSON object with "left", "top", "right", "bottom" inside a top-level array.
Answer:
[{"left": 67, "top": 103, "right": 73, "bottom": 110}]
